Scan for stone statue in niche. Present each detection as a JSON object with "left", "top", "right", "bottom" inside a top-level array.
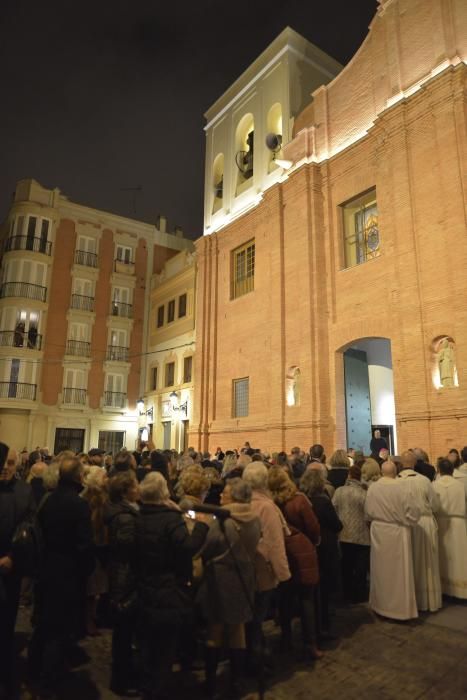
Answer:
[
  {"left": 438, "top": 338, "right": 456, "bottom": 388},
  {"left": 292, "top": 368, "right": 301, "bottom": 406}
]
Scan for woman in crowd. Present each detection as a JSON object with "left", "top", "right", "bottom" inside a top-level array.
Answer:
[
  {"left": 134, "top": 472, "right": 209, "bottom": 700},
  {"left": 300, "top": 469, "right": 342, "bottom": 638},
  {"left": 268, "top": 468, "right": 322, "bottom": 660},
  {"left": 447, "top": 448, "right": 462, "bottom": 469},
  {"left": 326, "top": 450, "right": 351, "bottom": 490},
  {"left": 332, "top": 466, "right": 370, "bottom": 603},
  {"left": 104, "top": 470, "right": 140, "bottom": 696},
  {"left": 27, "top": 460, "right": 47, "bottom": 506},
  {"left": 361, "top": 458, "right": 381, "bottom": 487},
  {"left": 81, "top": 465, "right": 109, "bottom": 636},
  {"left": 197, "top": 478, "right": 261, "bottom": 698}
]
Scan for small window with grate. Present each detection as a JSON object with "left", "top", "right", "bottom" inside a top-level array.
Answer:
[
  {"left": 157, "top": 305, "right": 164, "bottom": 327},
  {"left": 341, "top": 188, "right": 379, "bottom": 268},
  {"left": 168, "top": 299, "right": 175, "bottom": 323},
  {"left": 231, "top": 240, "right": 255, "bottom": 299},
  {"left": 178, "top": 293, "right": 187, "bottom": 318},
  {"left": 232, "top": 377, "right": 249, "bottom": 417}
]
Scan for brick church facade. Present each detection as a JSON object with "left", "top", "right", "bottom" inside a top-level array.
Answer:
[{"left": 192, "top": 0, "right": 467, "bottom": 459}]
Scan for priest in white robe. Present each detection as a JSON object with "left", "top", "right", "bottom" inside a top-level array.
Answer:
[
  {"left": 397, "top": 451, "right": 442, "bottom": 612},
  {"left": 365, "top": 460, "right": 421, "bottom": 620},
  {"left": 433, "top": 458, "right": 467, "bottom": 599}
]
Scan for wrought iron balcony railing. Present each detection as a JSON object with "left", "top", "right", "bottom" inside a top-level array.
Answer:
[
  {"left": 103, "top": 390, "right": 127, "bottom": 409},
  {"left": 62, "top": 387, "right": 87, "bottom": 405},
  {"left": 4, "top": 236, "right": 52, "bottom": 256},
  {"left": 0, "top": 282, "right": 47, "bottom": 302},
  {"left": 70, "top": 294, "right": 94, "bottom": 312},
  {"left": 66, "top": 339, "right": 91, "bottom": 357},
  {"left": 106, "top": 345, "right": 129, "bottom": 362},
  {"left": 0, "top": 382, "right": 37, "bottom": 400},
  {"left": 110, "top": 301, "right": 132, "bottom": 318},
  {"left": 0, "top": 330, "right": 42, "bottom": 350},
  {"left": 74, "top": 249, "right": 98, "bottom": 267}
]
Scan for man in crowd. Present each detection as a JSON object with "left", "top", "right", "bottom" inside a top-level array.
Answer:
[
  {"left": 413, "top": 447, "right": 436, "bottom": 482},
  {"left": 397, "top": 451, "right": 442, "bottom": 612},
  {"left": 88, "top": 448, "right": 106, "bottom": 468},
  {"left": 0, "top": 444, "right": 35, "bottom": 699},
  {"left": 29, "top": 455, "right": 95, "bottom": 695},
  {"left": 365, "top": 460, "right": 420, "bottom": 620},
  {"left": 453, "top": 446, "right": 467, "bottom": 504},
  {"left": 370, "top": 429, "right": 387, "bottom": 459},
  {"left": 433, "top": 458, "right": 467, "bottom": 599}
]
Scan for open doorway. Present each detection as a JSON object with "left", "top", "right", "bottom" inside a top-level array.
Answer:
[{"left": 342, "top": 338, "right": 396, "bottom": 455}]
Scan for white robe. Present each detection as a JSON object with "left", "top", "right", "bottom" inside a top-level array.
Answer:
[
  {"left": 398, "top": 469, "right": 442, "bottom": 611},
  {"left": 433, "top": 475, "right": 467, "bottom": 599},
  {"left": 365, "top": 477, "right": 420, "bottom": 620}
]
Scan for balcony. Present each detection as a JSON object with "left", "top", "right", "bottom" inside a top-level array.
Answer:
[
  {"left": 110, "top": 301, "right": 132, "bottom": 318},
  {"left": 0, "top": 329, "right": 42, "bottom": 350},
  {"left": 0, "top": 382, "right": 37, "bottom": 400},
  {"left": 103, "top": 390, "right": 127, "bottom": 409},
  {"left": 0, "top": 282, "right": 47, "bottom": 302},
  {"left": 74, "top": 250, "right": 98, "bottom": 268},
  {"left": 62, "top": 387, "right": 87, "bottom": 405},
  {"left": 70, "top": 294, "right": 94, "bottom": 312},
  {"left": 4, "top": 235, "right": 52, "bottom": 256},
  {"left": 106, "top": 345, "right": 129, "bottom": 362},
  {"left": 114, "top": 258, "right": 135, "bottom": 275},
  {"left": 66, "top": 339, "right": 91, "bottom": 357}
]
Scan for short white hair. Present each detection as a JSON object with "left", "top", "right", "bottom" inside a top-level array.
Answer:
[
  {"left": 243, "top": 462, "right": 268, "bottom": 491},
  {"left": 84, "top": 465, "right": 106, "bottom": 488},
  {"left": 43, "top": 462, "right": 59, "bottom": 490},
  {"left": 139, "top": 471, "right": 169, "bottom": 503}
]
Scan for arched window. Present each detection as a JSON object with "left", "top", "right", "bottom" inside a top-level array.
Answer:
[
  {"left": 432, "top": 336, "right": 458, "bottom": 389},
  {"left": 266, "top": 103, "right": 283, "bottom": 173},
  {"left": 234, "top": 113, "right": 254, "bottom": 195},
  {"left": 286, "top": 366, "right": 301, "bottom": 406},
  {"left": 212, "top": 153, "right": 224, "bottom": 214}
]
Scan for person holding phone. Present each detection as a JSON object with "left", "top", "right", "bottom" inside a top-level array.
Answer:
[{"left": 0, "top": 443, "right": 35, "bottom": 698}]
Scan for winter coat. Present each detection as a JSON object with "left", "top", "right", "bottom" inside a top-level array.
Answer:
[
  {"left": 196, "top": 502, "right": 261, "bottom": 624},
  {"left": 104, "top": 500, "right": 139, "bottom": 605},
  {"left": 332, "top": 480, "right": 370, "bottom": 546},
  {"left": 309, "top": 492, "right": 342, "bottom": 589},
  {"left": 281, "top": 493, "right": 320, "bottom": 586},
  {"left": 134, "top": 503, "right": 208, "bottom": 626},
  {"left": 250, "top": 490, "right": 291, "bottom": 591},
  {"left": 0, "top": 477, "right": 35, "bottom": 560},
  {"left": 327, "top": 467, "right": 349, "bottom": 491}
]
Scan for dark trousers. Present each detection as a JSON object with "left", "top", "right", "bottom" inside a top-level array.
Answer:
[
  {"left": 139, "top": 623, "right": 180, "bottom": 698},
  {"left": 245, "top": 589, "right": 273, "bottom": 664},
  {"left": 111, "top": 614, "right": 134, "bottom": 688},
  {"left": 0, "top": 574, "right": 21, "bottom": 688},
  {"left": 341, "top": 543, "right": 369, "bottom": 603},
  {"left": 279, "top": 580, "right": 317, "bottom": 647}
]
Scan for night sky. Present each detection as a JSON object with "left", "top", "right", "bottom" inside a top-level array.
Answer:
[{"left": 0, "top": 0, "right": 377, "bottom": 239}]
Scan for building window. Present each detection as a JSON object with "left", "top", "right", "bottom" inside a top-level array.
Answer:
[
  {"left": 116, "top": 245, "right": 133, "bottom": 264},
  {"left": 150, "top": 366, "right": 158, "bottom": 391},
  {"left": 183, "top": 356, "right": 192, "bottom": 383},
  {"left": 178, "top": 293, "right": 187, "bottom": 318},
  {"left": 231, "top": 240, "right": 255, "bottom": 299},
  {"left": 232, "top": 377, "right": 249, "bottom": 417},
  {"left": 168, "top": 299, "right": 175, "bottom": 323},
  {"left": 341, "top": 188, "right": 380, "bottom": 268},
  {"left": 98, "top": 430, "right": 125, "bottom": 454},
  {"left": 165, "top": 361, "right": 175, "bottom": 387},
  {"left": 157, "top": 305, "right": 164, "bottom": 327}
]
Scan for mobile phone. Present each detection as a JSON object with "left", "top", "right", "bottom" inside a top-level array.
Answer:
[{"left": 187, "top": 510, "right": 196, "bottom": 520}]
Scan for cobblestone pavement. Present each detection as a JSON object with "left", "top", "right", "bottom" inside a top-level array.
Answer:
[{"left": 14, "top": 599, "right": 467, "bottom": 700}]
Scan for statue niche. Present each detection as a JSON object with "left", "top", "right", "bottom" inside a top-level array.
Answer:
[
  {"left": 286, "top": 366, "right": 301, "bottom": 407},
  {"left": 433, "top": 336, "right": 457, "bottom": 389}
]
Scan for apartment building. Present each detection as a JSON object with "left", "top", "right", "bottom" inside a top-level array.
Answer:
[{"left": 0, "top": 179, "right": 192, "bottom": 453}]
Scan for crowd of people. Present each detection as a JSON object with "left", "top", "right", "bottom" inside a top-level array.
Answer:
[{"left": 1, "top": 434, "right": 467, "bottom": 700}]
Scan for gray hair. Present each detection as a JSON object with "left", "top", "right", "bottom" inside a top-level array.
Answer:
[
  {"left": 243, "top": 462, "right": 268, "bottom": 491},
  {"left": 229, "top": 478, "right": 252, "bottom": 503},
  {"left": 139, "top": 471, "right": 169, "bottom": 503},
  {"left": 42, "top": 462, "right": 60, "bottom": 490}
]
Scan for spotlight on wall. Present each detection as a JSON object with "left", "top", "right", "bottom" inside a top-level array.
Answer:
[{"left": 169, "top": 390, "right": 188, "bottom": 417}]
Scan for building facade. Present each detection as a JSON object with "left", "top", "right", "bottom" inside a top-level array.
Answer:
[
  {"left": 193, "top": 0, "right": 467, "bottom": 459},
  {"left": 0, "top": 179, "right": 191, "bottom": 453},
  {"left": 143, "top": 249, "right": 196, "bottom": 452}
]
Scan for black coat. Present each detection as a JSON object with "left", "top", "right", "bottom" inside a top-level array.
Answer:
[
  {"left": 37, "top": 480, "right": 95, "bottom": 635},
  {"left": 135, "top": 503, "right": 208, "bottom": 626},
  {"left": 327, "top": 467, "right": 349, "bottom": 490},
  {"left": 0, "top": 477, "right": 35, "bottom": 559},
  {"left": 310, "top": 492, "right": 342, "bottom": 588},
  {"left": 415, "top": 460, "right": 436, "bottom": 482},
  {"left": 104, "top": 500, "right": 139, "bottom": 605}
]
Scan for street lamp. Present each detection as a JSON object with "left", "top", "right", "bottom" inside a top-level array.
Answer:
[{"left": 169, "top": 390, "right": 188, "bottom": 416}]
